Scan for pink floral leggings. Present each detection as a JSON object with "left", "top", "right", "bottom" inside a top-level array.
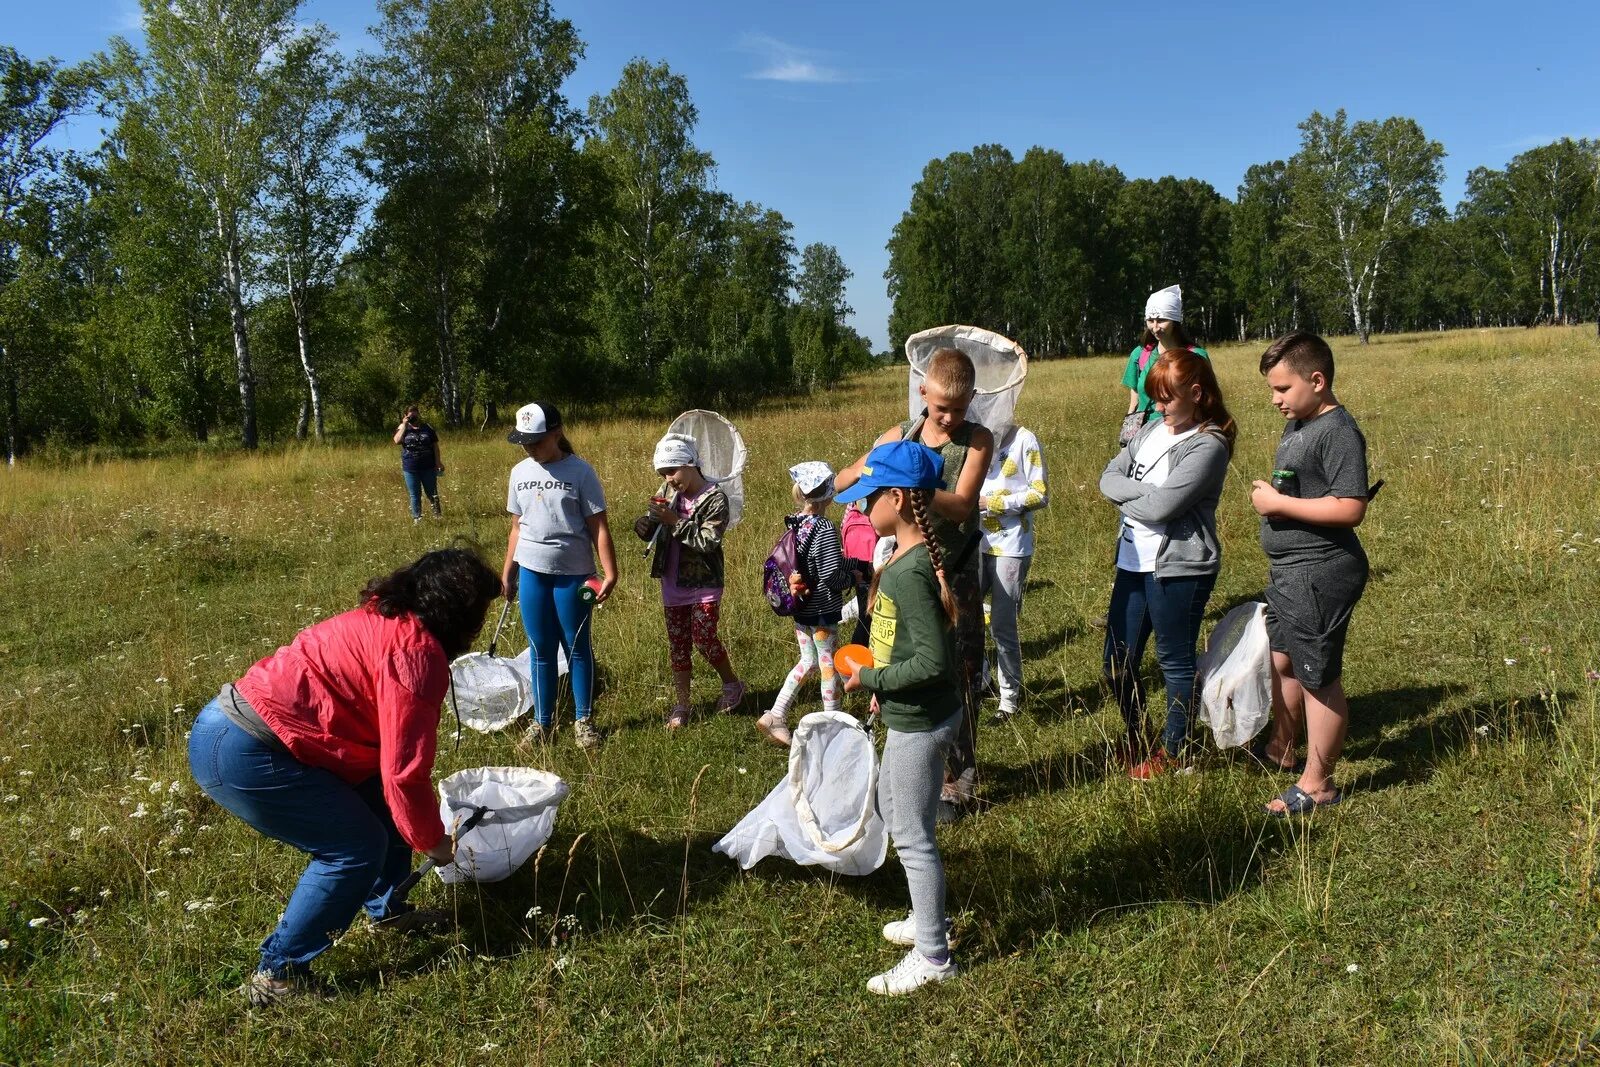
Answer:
[
  {"left": 772, "top": 623, "right": 839, "bottom": 718},
  {"left": 664, "top": 601, "right": 731, "bottom": 673}
]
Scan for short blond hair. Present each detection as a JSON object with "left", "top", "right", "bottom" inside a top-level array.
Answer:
[{"left": 925, "top": 347, "right": 975, "bottom": 397}]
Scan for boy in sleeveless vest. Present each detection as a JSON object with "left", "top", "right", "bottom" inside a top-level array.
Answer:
[{"left": 836, "top": 348, "right": 993, "bottom": 820}]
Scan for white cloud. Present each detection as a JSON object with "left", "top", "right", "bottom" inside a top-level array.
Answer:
[
  {"left": 110, "top": 0, "right": 144, "bottom": 33},
  {"left": 740, "top": 33, "right": 851, "bottom": 84}
]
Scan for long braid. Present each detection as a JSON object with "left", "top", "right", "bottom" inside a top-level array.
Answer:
[{"left": 908, "top": 489, "right": 958, "bottom": 626}]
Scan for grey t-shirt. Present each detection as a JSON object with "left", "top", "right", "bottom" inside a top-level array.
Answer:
[
  {"left": 507, "top": 454, "right": 607, "bottom": 575},
  {"left": 1259, "top": 406, "right": 1369, "bottom": 567}
]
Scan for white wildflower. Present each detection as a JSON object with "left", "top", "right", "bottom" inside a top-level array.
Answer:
[
  {"left": 99, "top": 992, "right": 116, "bottom": 1004},
  {"left": 68, "top": 827, "right": 83, "bottom": 841},
  {"left": 1346, "top": 963, "right": 1359, "bottom": 974},
  {"left": 129, "top": 804, "right": 148, "bottom": 819},
  {"left": 28, "top": 917, "right": 48, "bottom": 928},
  {"left": 1504, "top": 658, "right": 1517, "bottom": 667},
  {"left": 2, "top": 795, "right": 19, "bottom": 804}
]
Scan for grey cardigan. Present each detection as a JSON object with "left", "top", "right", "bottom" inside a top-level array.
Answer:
[{"left": 1099, "top": 419, "right": 1230, "bottom": 577}]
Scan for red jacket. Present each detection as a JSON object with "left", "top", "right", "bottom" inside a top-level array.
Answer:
[{"left": 236, "top": 605, "right": 448, "bottom": 852}]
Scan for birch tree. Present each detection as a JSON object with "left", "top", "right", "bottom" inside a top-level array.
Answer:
[
  {"left": 0, "top": 48, "right": 95, "bottom": 463},
  {"left": 1286, "top": 110, "right": 1444, "bottom": 343},
  {"left": 585, "top": 59, "right": 712, "bottom": 379},
  {"left": 261, "top": 26, "right": 361, "bottom": 440},
  {"left": 117, "top": 0, "right": 298, "bottom": 448}
]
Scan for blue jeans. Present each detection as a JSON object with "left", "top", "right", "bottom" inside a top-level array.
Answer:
[
  {"left": 187, "top": 701, "right": 414, "bottom": 977},
  {"left": 1103, "top": 568, "right": 1216, "bottom": 758},
  {"left": 402, "top": 469, "right": 439, "bottom": 518},
  {"left": 518, "top": 567, "right": 595, "bottom": 727}
]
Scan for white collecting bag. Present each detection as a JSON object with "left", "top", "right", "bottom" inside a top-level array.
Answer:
[
  {"left": 713, "top": 711, "right": 887, "bottom": 876},
  {"left": 1196, "top": 601, "right": 1272, "bottom": 749},
  {"left": 434, "top": 766, "right": 570, "bottom": 884},
  {"left": 668, "top": 409, "right": 749, "bottom": 529},
  {"left": 450, "top": 647, "right": 568, "bottom": 733}
]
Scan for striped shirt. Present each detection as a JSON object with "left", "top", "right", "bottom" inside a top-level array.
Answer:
[{"left": 790, "top": 514, "right": 853, "bottom": 624}]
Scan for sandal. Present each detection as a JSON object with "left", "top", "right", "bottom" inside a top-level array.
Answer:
[
  {"left": 1265, "top": 784, "right": 1342, "bottom": 818},
  {"left": 715, "top": 680, "right": 747, "bottom": 714},
  {"left": 665, "top": 705, "right": 689, "bottom": 730}
]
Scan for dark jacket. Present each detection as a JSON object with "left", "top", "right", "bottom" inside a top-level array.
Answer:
[{"left": 637, "top": 484, "right": 729, "bottom": 589}]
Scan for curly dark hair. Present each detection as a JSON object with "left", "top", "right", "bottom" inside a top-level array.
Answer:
[{"left": 360, "top": 548, "right": 502, "bottom": 659}]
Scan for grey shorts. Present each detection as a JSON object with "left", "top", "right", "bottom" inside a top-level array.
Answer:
[{"left": 1264, "top": 556, "right": 1368, "bottom": 691}]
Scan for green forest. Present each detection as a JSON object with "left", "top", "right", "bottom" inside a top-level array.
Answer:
[{"left": 3, "top": 0, "right": 1598, "bottom": 460}]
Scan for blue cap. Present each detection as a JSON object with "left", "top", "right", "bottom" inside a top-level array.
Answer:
[{"left": 835, "top": 440, "right": 945, "bottom": 504}]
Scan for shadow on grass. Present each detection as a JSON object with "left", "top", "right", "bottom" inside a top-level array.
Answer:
[{"left": 1343, "top": 685, "right": 1560, "bottom": 794}]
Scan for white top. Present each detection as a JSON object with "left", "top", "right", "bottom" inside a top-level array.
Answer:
[
  {"left": 1116, "top": 425, "right": 1198, "bottom": 573},
  {"left": 506, "top": 454, "right": 607, "bottom": 575},
  {"left": 979, "top": 426, "right": 1049, "bottom": 558}
]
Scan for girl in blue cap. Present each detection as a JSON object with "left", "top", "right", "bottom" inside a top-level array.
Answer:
[{"left": 838, "top": 438, "right": 962, "bottom": 995}]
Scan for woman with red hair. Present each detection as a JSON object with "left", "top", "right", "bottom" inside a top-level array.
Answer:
[{"left": 1098, "top": 351, "right": 1236, "bottom": 778}]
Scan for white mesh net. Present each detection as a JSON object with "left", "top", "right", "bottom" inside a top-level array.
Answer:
[
  {"left": 712, "top": 711, "right": 887, "bottom": 875},
  {"left": 905, "top": 324, "right": 1029, "bottom": 435},
  {"left": 668, "top": 409, "right": 749, "bottom": 529}
]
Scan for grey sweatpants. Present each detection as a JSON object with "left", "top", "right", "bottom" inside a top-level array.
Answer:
[
  {"left": 980, "top": 554, "right": 1032, "bottom": 710},
  {"left": 879, "top": 711, "right": 963, "bottom": 957}
]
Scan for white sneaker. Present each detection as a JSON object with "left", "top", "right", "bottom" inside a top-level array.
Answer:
[
  {"left": 881, "top": 912, "right": 953, "bottom": 947},
  {"left": 866, "top": 948, "right": 957, "bottom": 995},
  {"left": 756, "top": 710, "right": 791, "bottom": 747}
]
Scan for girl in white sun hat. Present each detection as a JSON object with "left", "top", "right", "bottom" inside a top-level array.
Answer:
[
  {"left": 634, "top": 431, "right": 747, "bottom": 729},
  {"left": 756, "top": 460, "right": 855, "bottom": 747}
]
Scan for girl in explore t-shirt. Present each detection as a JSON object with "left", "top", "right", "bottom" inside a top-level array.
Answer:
[
  {"left": 837, "top": 439, "right": 962, "bottom": 996},
  {"left": 632, "top": 432, "right": 746, "bottom": 730},
  {"left": 501, "top": 402, "right": 617, "bottom": 750},
  {"left": 755, "top": 461, "right": 855, "bottom": 747},
  {"left": 1098, "top": 351, "right": 1236, "bottom": 779}
]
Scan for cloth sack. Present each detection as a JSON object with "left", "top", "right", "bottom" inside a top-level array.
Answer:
[
  {"left": 434, "top": 766, "right": 569, "bottom": 884},
  {"left": 1196, "top": 601, "right": 1272, "bottom": 748},
  {"left": 713, "top": 710, "right": 887, "bottom": 876}
]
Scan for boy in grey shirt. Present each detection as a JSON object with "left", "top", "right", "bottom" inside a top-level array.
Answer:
[{"left": 1250, "top": 332, "right": 1373, "bottom": 817}]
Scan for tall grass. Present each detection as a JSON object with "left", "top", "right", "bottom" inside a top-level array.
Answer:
[{"left": 1, "top": 326, "right": 1598, "bottom": 1063}]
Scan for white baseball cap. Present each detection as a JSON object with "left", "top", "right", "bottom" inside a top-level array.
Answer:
[{"left": 507, "top": 402, "right": 561, "bottom": 444}]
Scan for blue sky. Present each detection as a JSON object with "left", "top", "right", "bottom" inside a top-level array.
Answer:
[{"left": 11, "top": 0, "right": 1600, "bottom": 350}]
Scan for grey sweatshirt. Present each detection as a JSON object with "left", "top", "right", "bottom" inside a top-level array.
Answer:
[{"left": 1098, "top": 418, "right": 1231, "bottom": 577}]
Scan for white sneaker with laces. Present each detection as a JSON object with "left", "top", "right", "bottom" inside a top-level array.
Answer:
[
  {"left": 866, "top": 948, "right": 957, "bottom": 995},
  {"left": 881, "top": 912, "right": 953, "bottom": 947}
]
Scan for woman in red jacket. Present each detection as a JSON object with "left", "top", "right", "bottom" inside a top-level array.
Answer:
[{"left": 187, "top": 548, "right": 501, "bottom": 1005}]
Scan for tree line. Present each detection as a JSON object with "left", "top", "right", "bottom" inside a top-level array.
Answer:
[
  {"left": 886, "top": 113, "right": 1600, "bottom": 357},
  {"left": 0, "top": 0, "right": 872, "bottom": 460}
]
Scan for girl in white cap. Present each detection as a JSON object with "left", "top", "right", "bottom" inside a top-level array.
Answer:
[
  {"left": 633, "top": 432, "right": 746, "bottom": 729},
  {"left": 756, "top": 461, "right": 855, "bottom": 746},
  {"left": 503, "top": 402, "right": 617, "bottom": 749},
  {"left": 1119, "top": 285, "right": 1210, "bottom": 447}
]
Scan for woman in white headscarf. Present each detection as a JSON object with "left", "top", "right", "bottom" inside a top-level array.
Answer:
[{"left": 1118, "top": 285, "right": 1210, "bottom": 447}]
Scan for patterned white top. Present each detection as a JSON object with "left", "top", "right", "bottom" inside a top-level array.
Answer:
[{"left": 979, "top": 426, "right": 1049, "bottom": 558}]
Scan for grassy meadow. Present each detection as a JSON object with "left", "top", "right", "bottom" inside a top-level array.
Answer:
[{"left": 2, "top": 326, "right": 1599, "bottom": 1064}]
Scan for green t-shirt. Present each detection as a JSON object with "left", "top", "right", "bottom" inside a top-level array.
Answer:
[
  {"left": 856, "top": 544, "right": 960, "bottom": 732},
  {"left": 1121, "top": 344, "right": 1211, "bottom": 415}
]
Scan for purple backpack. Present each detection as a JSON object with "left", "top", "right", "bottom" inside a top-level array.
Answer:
[{"left": 762, "top": 517, "right": 818, "bottom": 616}]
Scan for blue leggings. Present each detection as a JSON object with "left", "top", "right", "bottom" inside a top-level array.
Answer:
[{"left": 518, "top": 567, "right": 595, "bottom": 727}]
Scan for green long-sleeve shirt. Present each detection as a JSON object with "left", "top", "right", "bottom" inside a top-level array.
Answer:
[{"left": 856, "top": 544, "right": 960, "bottom": 732}]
